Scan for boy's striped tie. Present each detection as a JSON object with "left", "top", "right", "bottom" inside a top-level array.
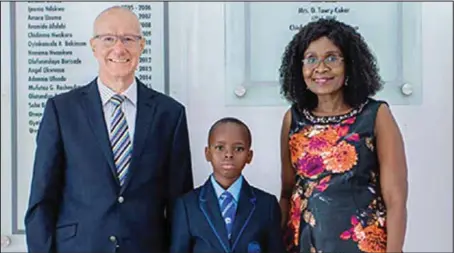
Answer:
[{"left": 220, "top": 191, "right": 236, "bottom": 239}]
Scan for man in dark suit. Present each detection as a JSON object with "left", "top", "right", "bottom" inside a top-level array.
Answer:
[
  {"left": 170, "top": 118, "right": 285, "bottom": 253},
  {"left": 24, "top": 6, "right": 193, "bottom": 253}
]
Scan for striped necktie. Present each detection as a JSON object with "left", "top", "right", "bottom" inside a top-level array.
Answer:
[
  {"left": 109, "top": 94, "right": 132, "bottom": 186},
  {"left": 220, "top": 191, "right": 236, "bottom": 239}
]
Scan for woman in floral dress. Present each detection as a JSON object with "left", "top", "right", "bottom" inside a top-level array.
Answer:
[{"left": 278, "top": 19, "right": 408, "bottom": 253}]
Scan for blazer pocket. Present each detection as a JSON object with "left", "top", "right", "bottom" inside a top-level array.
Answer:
[{"left": 55, "top": 223, "right": 78, "bottom": 242}]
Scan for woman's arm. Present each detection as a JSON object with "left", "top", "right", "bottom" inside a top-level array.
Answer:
[
  {"left": 279, "top": 109, "right": 295, "bottom": 228},
  {"left": 375, "top": 104, "right": 408, "bottom": 252}
]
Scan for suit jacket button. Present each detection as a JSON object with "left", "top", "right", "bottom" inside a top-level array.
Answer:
[
  {"left": 118, "top": 196, "right": 124, "bottom": 203},
  {"left": 109, "top": 236, "right": 116, "bottom": 242}
]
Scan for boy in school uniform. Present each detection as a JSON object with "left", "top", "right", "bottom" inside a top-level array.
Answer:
[{"left": 170, "top": 117, "right": 285, "bottom": 253}]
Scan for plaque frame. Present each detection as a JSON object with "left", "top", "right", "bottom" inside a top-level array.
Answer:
[
  {"left": 224, "top": 2, "right": 423, "bottom": 106},
  {"left": 10, "top": 2, "right": 170, "bottom": 234}
]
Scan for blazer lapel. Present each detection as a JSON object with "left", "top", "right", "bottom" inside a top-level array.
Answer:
[
  {"left": 80, "top": 79, "right": 118, "bottom": 183},
  {"left": 230, "top": 179, "right": 257, "bottom": 252},
  {"left": 120, "top": 80, "right": 157, "bottom": 193},
  {"left": 199, "top": 179, "right": 231, "bottom": 253}
]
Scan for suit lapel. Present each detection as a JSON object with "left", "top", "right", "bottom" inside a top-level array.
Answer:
[
  {"left": 120, "top": 79, "right": 157, "bottom": 193},
  {"left": 80, "top": 79, "right": 118, "bottom": 183},
  {"left": 199, "top": 179, "right": 231, "bottom": 253},
  {"left": 230, "top": 179, "right": 257, "bottom": 252}
]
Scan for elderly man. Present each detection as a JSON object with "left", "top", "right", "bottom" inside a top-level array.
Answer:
[{"left": 24, "top": 6, "right": 193, "bottom": 253}]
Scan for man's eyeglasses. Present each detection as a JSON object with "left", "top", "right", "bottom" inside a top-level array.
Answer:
[
  {"left": 93, "top": 34, "right": 143, "bottom": 48},
  {"left": 302, "top": 55, "right": 344, "bottom": 69}
]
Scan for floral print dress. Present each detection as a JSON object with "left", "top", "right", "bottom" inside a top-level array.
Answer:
[{"left": 284, "top": 99, "right": 388, "bottom": 253}]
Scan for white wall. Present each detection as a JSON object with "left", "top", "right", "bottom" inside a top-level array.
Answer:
[
  {"left": 1, "top": 2, "right": 17, "bottom": 251},
  {"left": 1, "top": 2, "right": 452, "bottom": 252}
]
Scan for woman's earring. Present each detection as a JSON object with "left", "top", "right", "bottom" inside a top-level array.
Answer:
[{"left": 344, "top": 76, "right": 349, "bottom": 86}]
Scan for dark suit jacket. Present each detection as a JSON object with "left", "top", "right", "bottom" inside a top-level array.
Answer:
[
  {"left": 24, "top": 78, "right": 194, "bottom": 253},
  {"left": 170, "top": 177, "right": 285, "bottom": 253}
]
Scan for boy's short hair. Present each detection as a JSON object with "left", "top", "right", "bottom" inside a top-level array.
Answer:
[{"left": 207, "top": 117, "right": 252, "bottom": 147}]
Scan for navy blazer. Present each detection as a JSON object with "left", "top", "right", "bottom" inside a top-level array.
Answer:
[
  {"left": 170, "top": 178, "right": 285, "bottom": 253},
  {"left": 24, "top": 78, "right": 194, "bottom": 253}
]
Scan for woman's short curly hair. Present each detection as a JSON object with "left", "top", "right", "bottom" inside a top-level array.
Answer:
[{"left": 279, "top": 18, "right": 383, "bottom": 110}]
